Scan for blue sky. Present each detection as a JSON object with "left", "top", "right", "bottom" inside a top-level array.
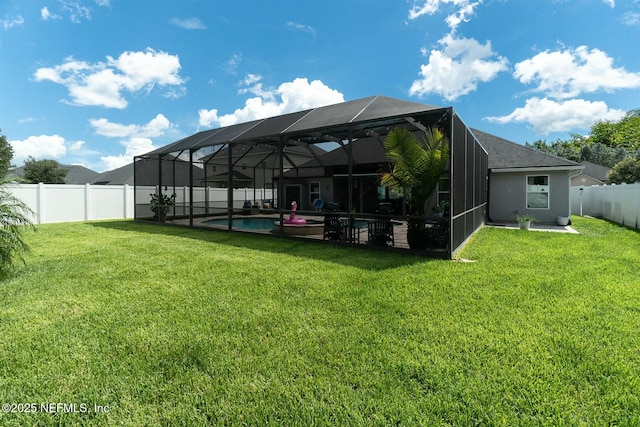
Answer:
[{"left": 1, "top": 0, "right": 639, "bottom": 172}]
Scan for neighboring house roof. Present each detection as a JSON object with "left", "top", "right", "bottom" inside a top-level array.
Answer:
[
  {"left": 11, "top": 164, "right": 100, "bottom": 184},
  {"left": 93, "top": 157, "right": 205, "bottom": 186},
  {"left": 204, "top": 170, "right": 254, "bottom": 186},
  {"left": 579, "top": 161, "right": 611, "bottom": 182},
  {"left": 200, "top": 143, "right": 327, "bottom": 168},
  {"left": 472, "top": 129, "right": 582, "bottom": 171},
  {"left": 92, "top": 163, "right": 134, "bottom": 185}
]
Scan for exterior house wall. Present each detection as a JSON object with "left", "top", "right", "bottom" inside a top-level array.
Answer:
[
  {"left": 281, "top": 177, "right": 336, "bottom": 211},
  {"left": 571, "top": 174, "right": 603, "bottom": 187},
  {"left": 489, "top": 170, "right": 572, "bottom": 223}
]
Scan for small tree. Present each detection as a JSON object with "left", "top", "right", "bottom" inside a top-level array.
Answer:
[
  {"left": 0, "top": 177, "right": 36, "bottom": 278},
  {"left": 608, "top": 158, "right": 640, "bottom": 184},
  {"left": 23, "top": 157, "right": 68, "bottom": 184},
  {"left": 0, "top": 130, "right": 14, "bottom": 178},
  {"left": 381, "top": 126, "right": 449, "bottom": 229}
]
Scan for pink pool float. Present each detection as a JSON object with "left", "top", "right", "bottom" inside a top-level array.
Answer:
[{"left": 284, "top": 201, "right": 306, "bottom": 225}]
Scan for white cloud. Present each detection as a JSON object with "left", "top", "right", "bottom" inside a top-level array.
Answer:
[
  {"left": 62, "top": 1, "right": 92, "bottom": 23},
  {"left": 513, "top": 46, "right": 640, "bottom": 99},
  {"left": 10, "top": 135, "right": 67, "bottom": 164},
  {"left": 287, "top": 21, "right": 317, "bottom": 36},
  {"left": 623, "top": 11, "right": 640, "bottom": 26},
  {"left": 409, "top": 34, "right": 509, "bottom": 101},
  {"left": 409, "top": 0, "right": 481, "bottom": 31},
  {"left": 445, "top": 1, "right": 481, "bottom": 31},
  {"left": 485, "top": 97, "right": 626, "bottom": 134},
  {"left": 41, "top": 7, "right": 61, "bottom": 21},
  {"left": 1, "top": 15, "right": 24, "bottom": 30},
  {"left": 170, "top": 17, "right": 206, "bottom": 29},
  {"left": 34, "top": 48, "right": 186, "bottom": 108},
  {"left": 198, "top": 109, "right": 219, "bottom": 128},
  {"left": 221, "top": 54, "right": 242, "bottom": 75},
  {"left": 203, "top": 76, "right": 344, "bottom": 128},
  {"left": 90, "top": 114, "right": 171, "bottom": 138},
  {"left": 90, "top": 115, "right": 171, "bottom": 170},
  {"left": 602, "top": 0, "right": 615, "bottom": 7},
  {"left": 100, "top": 138, "right": 156, "bottom": 171}
]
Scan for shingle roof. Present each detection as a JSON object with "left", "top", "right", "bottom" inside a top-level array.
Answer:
[
  {"left": 472, "top": 129, "right": 581, "bottom": 170},
  {"left": 579, "top": 161, "right": 611, "bottom": 181},
  {"left": 11, "top": 164, "right": 100, "bottom": 184},
  {"left": 92, "top": 163, "right": 134, "bottom": 185}
]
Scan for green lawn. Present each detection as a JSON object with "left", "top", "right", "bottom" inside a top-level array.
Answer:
[{"left": 0, "top": 217, "right": 639, "bottom": 426}]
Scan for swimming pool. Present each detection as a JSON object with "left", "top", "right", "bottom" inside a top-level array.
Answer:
[{"left": 203, "top": 217, "right": 278, "bottom": 231}]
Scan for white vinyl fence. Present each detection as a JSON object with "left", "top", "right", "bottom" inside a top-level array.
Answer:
[
  {"left": 571, "top": 183, "right": 640, "bottom": 230},
  {"left": 3, "top": 184, "right": 275, "bottom": 225}
]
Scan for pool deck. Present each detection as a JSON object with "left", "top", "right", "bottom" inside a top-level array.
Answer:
[{"left": 171, "top": 214, "right": 412, "bottom": 250}]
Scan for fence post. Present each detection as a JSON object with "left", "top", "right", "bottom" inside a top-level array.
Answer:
[
  {"left": 123, "top": 184, "right": 129, "bottom": 218},
  {"left": 85, "top": 183, "right": 91, "bottom": 221},
  {"left": 37, "top": 182, "right": 44, "bottom": 224}
]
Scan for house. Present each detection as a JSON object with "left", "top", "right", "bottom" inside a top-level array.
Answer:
[
  {"left": 571, "top": 161, "right": 611, "bottom": 186},
  {"left": 472, "top": 129, "right": 583, "bottom": 224}
]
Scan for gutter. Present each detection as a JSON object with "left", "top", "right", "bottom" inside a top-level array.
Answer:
[{"left": 492, "top": 166, "right": 584, "bottom": 173}]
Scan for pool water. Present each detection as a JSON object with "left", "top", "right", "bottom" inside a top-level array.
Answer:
[{"left": 203, "top": 217, "right": 277, "bottom": 230}]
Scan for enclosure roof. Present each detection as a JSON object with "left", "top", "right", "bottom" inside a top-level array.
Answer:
[{"left": 141, "top": 95, "right": 444, "bottom": 158}]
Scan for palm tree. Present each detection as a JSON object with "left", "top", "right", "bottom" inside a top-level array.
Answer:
[
  {"left": 0, "top": 178, "right": 36, "bottom": 277},
  {"left": 381, "top": 126, "right": 449, "bottom": 248}
]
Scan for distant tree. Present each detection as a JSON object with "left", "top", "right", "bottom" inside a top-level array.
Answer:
[
  {"left": 527, "top": 132, "right": 634, "bottom": 168},
  {"left": 608, "top": 157, "right": 640, "bottom": 184},
  {"left": 590, "top": 110, "right": 640, "bottom": 150},
  {"left": 0, "top": 130, "right": 14, "bottom": 178},
  {"left": 0, "top": 176, "right": 36, "bottom": 278},
  {"left": 23, "top": 157, "right": 67, "bottom": 184}
]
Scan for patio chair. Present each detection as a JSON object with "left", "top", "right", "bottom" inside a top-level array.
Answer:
[
  {"left": 367, "top": 217, "right": 394, "bottom": 246},
  {"left": 323, "top": 214, "right": 342, "bottom": 241}
]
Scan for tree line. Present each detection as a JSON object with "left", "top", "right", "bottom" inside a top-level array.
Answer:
[{"left": 525, "top": 109, "right": 640, "bottom": 184}]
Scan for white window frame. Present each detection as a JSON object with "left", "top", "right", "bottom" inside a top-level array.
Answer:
[
  {"left": 309, "top": 181, "right": 321, "bottom": 202},
  {"left": 526, "top": 175, "right": 550, "bottom": 209}
]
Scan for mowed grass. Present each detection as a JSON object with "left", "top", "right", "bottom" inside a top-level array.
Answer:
[{"left": 0, "top": 217, "right": 639, "bottom": 426}]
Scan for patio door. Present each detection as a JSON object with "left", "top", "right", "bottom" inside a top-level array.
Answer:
[{"left": 284, "top": 185, "right": 302, "bottom": 210}]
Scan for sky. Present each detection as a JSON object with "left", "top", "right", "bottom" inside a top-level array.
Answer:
[{"left": 1, "top": 0, "right": 639, "bottom": 173}]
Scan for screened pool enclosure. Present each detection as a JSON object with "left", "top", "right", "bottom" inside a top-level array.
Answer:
[{"left": 134, "top": 96, "right": 488, "bottom": 258}]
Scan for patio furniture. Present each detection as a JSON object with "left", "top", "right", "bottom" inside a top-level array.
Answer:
[
  {"left": 323, "top": 214, "right": 342, "bottom": 241},
  {"left": 367, "top": 217, "right": 395, "bottom": 246}
]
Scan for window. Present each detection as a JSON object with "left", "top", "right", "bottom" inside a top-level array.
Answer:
[
  {"left": 526, "top": 175, "right": 549, "bottom": 209},
  {"left": 310, "top": 181, "right": 320, "bottom": 202}
]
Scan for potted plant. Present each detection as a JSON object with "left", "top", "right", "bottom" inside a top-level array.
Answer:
[
  {"left": 381, "top": 126, "right": 449, "bottom": 250},
  {"left": 150, "top": 192, "right": 176, "bottom": 222},
  {"left": 516, "top": 213, "right": 535, "bottom": 230}
]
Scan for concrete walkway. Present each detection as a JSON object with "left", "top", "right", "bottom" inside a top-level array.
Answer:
[{"left": 485, "top": 222, "right": 579, "bottom": 234}]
